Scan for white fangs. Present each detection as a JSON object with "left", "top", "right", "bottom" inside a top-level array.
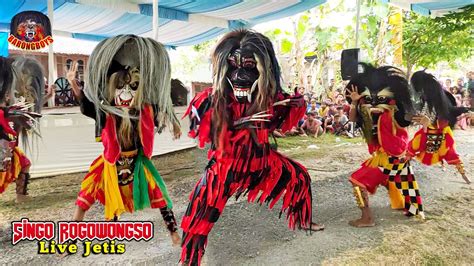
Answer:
[{"left": 233, "top": 89, "right": 250, "bottom": 101}]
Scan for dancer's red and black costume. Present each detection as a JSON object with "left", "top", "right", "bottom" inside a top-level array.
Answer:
[
  {"left": 408, "top": 70, "right": 471, "bottom": 184},
  {"left": 180, "top": 30, "right": 319, "bottom": 265},
  {"left": 346, "top": 64, "right": 423, "bottom": 227}
]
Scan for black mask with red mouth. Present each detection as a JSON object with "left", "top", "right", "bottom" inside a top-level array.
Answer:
[{"left": 227, "top": 48, "right": 259, "bottom": 103}]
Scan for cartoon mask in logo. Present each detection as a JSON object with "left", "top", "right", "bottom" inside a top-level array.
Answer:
[{"left": 17, "top": 19, "right": 44, "bottom": 42}]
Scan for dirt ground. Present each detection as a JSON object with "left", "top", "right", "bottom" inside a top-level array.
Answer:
[{"left": 0, "top": 130, "right": 473, "bottom": 265}]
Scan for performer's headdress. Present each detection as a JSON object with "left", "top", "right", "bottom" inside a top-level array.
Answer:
[
  {"left": 346, "top": 63, "right": 414, "bottom": 141},
  {"left": 0, "top": 56, "right": 43, "bottom": 151},
  {"left": 12, "top": 56, "right": 45, "bottom": 113},
  {"left": 86, "top": 34, "right": 178, "bottom": 130},
  {"left": 0, "top": 56, "right": 15, "bottom": 105},
  {"left": 211, "top": 29, "right": 281, "bottom": 144},
  {"left": 11, "top": 57, "right": 44, "bottom": 148},
  {"left": 411, "top": 70, "right": 469, "bottom": 127}
]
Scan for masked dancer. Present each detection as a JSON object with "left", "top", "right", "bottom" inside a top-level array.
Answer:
[
  {"left": 180, "top": 29, "right": 324, "bottom": 265},
  {"left": 0, "top": 56, "right": 46, "bottom": 203},
  {"left": 345, "top": 64, "right": 423, "bottom": 227},
  {"left": 68, "top": 35, "right": 181, "bottom": 245},
  {"left": 408, "top": 70, "right": 471, "bottom": 184}
]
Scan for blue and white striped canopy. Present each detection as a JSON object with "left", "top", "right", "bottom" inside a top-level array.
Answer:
[
  {"left": 0, "top": 0, "right": 326, "bottom": 47},
  {"left": 381, "top": 0, "right": 473, "bottom": 16}
]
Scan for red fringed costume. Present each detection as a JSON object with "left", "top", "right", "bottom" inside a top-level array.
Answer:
[{"left": 181, "top": 87, "right": 312, "bottom": 264}]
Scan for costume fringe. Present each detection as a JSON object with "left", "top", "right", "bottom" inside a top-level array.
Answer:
[
  {"left": 0, "top": 147, "right": 27, "bottom": 193},
  {"left": 76, "top": 149, "right": 171, "bottom": 220},
  {"left": 180, "top": 143, "right": 312, "bottom": 265}
]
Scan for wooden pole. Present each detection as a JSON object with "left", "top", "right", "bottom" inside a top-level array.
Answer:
[
  {"left": 47, "top": 0, "right": 56, "bottom": 107},
  {"left": 152, "top": 0, "right": 159, "bottom": 40}
]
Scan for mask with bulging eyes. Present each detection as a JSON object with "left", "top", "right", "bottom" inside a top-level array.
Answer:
[
  {"left": 110, "top": 67, "right": 139, "bottom": 108},
  {"left": 226, "top": 48, "right": 259, "bottom": 103},
  {"left": 359, "top": 87, "right": 393, "bottom": 107}
]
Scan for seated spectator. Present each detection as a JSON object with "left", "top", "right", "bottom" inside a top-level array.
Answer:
[
  {"left": 318, "top": 101, "right": 329, "bottom": 117},
  {"left": 335, "top": 93, "right": 345, "bottom": 105},
  {"left": 451, "top": 86, "right": 463, "bottom": 106},
  {"left": 323, "top": 114, "right": 334, "bottom": 134},
  {"left": 307, "top": 98, "right": 318, "bottom": 113},
  {"left": 341, "top": 99, "right": 351, "bottom": 115},
  {"left": 450, "top": 87, "right": 467, "bottom": 129},
  {"left": 336, "top": 106, "right": 349, "bottom": 124},
  {"left": 303, "top": 94, "right": 310, "bottom": 104},
  {"left": 333, "top": 114, "right": 353, "bottom": 138},
  {"left": 467, "top": 71, "right": 474, "bottom": 109},
  {"left": 327, "top": 103, "right": 338, "bottom": 117},
  {"left": 460, "top": 92, "right": 472, "bottom": 127},
  {"left": 444, "top": 78, "right": 452, "bottom": 91},
  {"left": 297, "top": 86, "right": 305, "bottom": 95},
  {"left": 300, "top": 112, "right": 323, "bottom": 138},
  {"left": 456, "top": 78, "right": 465, "bottom": 93}
]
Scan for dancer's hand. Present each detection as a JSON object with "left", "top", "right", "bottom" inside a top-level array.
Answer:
[
  {"left": 273, "top": 96, "right": 305, "bottom": 107},
  {"left": 66, "top": 62, "right": 77, "bottom": 83},
  {"left": 412, "top": 114, "right": 431, "bottom": 128},
  {"left": 66, "top": 62, "right": 82, "bottom": 100},
  {"left": 234, "top": 110, "right": 272, "bottom": 129},
  {"left": 345, "top": 85, "right": 362, "bottom": 103},
  {"left": 42, "top": 84, "right": 55, "bottom": 105}
]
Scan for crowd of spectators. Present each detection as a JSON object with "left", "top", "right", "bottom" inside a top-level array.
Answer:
[
  {"left": 276, "top": 70, "right": 473, "bottom": 139},
  {"left": 443, "top": 71, "right": 474, "bottom": 129},
  {"left": 275, "top": 80, "right": 356, "bottom": 139}
]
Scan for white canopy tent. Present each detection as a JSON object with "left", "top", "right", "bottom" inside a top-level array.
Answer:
[
  {"left": 1, "top": 0, "right": 329, "bottom": 177},
  {"left": 381, "top": 0, "right": 474, "bottom": 17}
]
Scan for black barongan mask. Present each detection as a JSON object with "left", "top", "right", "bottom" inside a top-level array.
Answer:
[{"left": 227, "top": 48, "right": 259, "bottom": 103}]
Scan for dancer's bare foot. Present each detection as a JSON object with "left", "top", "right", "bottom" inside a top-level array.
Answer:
[
  {"left": 301, "top": 222, "right": 325, "bottom": 231},
  {"left": 461, "top": 173, "right": 471, "bottom": 184},
  {"left": 15, "top": 194, "right": 30, "bottom": 203},
  {"left": 349, "top": 218, "right": 375, "bottom": 227},
  {"left": 170, "top": 231, "right": 181, "bottom": 246}
]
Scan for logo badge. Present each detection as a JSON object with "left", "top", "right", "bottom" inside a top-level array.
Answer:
[{"left": 8, "top": 11, "right": 53, "bottom": 50}]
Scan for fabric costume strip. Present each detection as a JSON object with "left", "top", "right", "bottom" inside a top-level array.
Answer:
[
  {"left": 408, "top": 122, "right": 461, "bottom": 166},
  {"left": 76, "top": 150, "right": 172, "bottom": 220},
  {"left": 350, "top": 111, "right": 423, "bottom": 216},
  {"left": 0, "top": 147, "right": 30, "bottom": 194}
]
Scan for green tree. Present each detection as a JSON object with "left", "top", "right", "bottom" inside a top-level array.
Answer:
[
  {"left": 265, "top": 1, "right": 346, "bottom": 96},
  {"left": 266, "top": 0, "right": 397, "bottom": 98},
  {"left": 403, "top": 5, "right": 474, "bottom": 76}
]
